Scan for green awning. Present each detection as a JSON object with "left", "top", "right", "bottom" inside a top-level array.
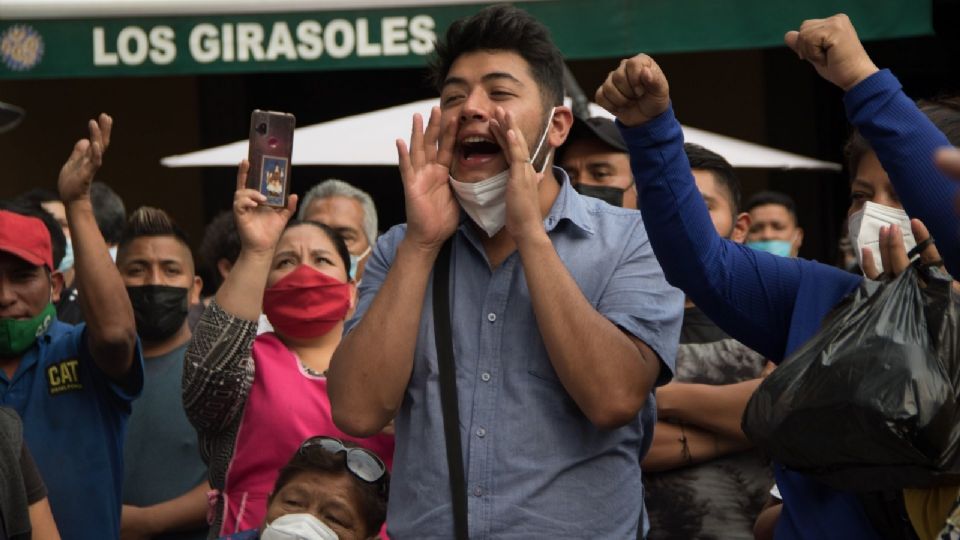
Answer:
[{"left": 0, "top": 0, "right": 931, "bottom": 80}]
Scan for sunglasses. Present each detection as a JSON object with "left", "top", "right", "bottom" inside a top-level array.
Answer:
[{"left": 299, "top": 436, "right": 386, "bottom": 484}]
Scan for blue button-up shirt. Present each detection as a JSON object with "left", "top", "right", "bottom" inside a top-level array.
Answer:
[
  {"left": 347, "top": 170, "right": 683, "bottom": 539},
  {"left": 0, "top": 320, "right": 144, "bottom": 540}
]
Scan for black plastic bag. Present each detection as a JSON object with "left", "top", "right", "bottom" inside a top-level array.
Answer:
[{"left": 742, "top": 266, "right": 960, "bottom": 491}]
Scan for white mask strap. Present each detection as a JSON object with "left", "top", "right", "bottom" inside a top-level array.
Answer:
[{"left": 530, "top": 107, "right": 555, "bottom": 174}]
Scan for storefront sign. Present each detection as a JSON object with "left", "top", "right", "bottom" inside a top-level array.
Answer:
[{"left": 0, "top": 1, "right": 932, "bottom": 79}]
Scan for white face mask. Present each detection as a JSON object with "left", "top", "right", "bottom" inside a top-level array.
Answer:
[
  {"left": 261, "top": 513, "right": 340, "bottom": 540},
  {"left": 847, "top": 201, "right": 917, "bottom": 277},
  {"left": 349, "top": 245, "right": 371, "bottom": 281},
  {"left": 58, "top": 237, "right": 74, "bottom": 273},
  {"left": 449, "top": 107, "right": 555, "bottom": 237}
]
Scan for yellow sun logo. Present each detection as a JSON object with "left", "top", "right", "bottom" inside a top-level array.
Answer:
[{"left": 1, "top": 25, "right": 44, "bottom": 71}]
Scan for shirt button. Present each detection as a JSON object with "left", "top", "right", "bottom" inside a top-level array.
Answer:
[
  {"left": 476, "top": 427, "right": 486, "bottom": 438},
  {"left": 487, "top": 313, "right": 497, "bottom": 322},
  {"left": 480, "top": 372, "right": 491, "bottom": 382},
  {"left": 473, "top": 486, "right": 483, "bottom": 497}
]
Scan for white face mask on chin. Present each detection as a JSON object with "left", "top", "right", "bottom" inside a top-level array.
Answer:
[
  {"left": 847, "top": 200, "right": 917, "bottom": 278},
  {"left": 449, "top": 107, "right": 555, "bottom": 238},
  {"left": 261, "top": 513, "right": 340, "bottom": 540}
]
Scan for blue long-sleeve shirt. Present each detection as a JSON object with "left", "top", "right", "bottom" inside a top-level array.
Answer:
[{"left": 620, "top": 69, "right": 960, "bottom": 539}]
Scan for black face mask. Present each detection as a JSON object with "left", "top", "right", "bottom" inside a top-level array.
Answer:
[
  {"left": 575, "top": 184, "right": 627, "bottom": 208},
  {"left": 126, "top": 285, "right": 189, "bottom": 343}
]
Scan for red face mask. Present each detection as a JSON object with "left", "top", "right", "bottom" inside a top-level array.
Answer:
[{"left": 262, "top": 264, "right": 352, "bottom": 339}]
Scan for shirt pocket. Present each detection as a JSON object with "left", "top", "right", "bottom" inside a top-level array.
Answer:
[
  {"left": 526, "top": 352, "right": 562, "bottom": 385},
  {"left": 505, "top": 305, "right": 562, "bottom": 386}
]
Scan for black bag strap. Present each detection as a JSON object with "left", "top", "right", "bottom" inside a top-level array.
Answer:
[
  {"left": 907, "top": 236, "right": 935, "bottom": 260},
  {"left": 432, "top": 238, "right": 469, "bottom": 540}
]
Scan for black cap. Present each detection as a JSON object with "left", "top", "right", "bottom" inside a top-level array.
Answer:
[
  {"left": 561, "top": 116, "right": 628, "bottom": 156},
  {"left": 0, "top": 101, "right": 24, "bottom": 134}
]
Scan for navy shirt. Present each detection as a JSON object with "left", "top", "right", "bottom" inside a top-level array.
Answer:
[
  {"left": 0, "top": 319, "right": 144, "bottom": 540},
  {"left": 347, "top": 171, "right": 684, "bottom": 539},
  {"left": 620, "top": 70, "right": 960, "bottom": 539}
]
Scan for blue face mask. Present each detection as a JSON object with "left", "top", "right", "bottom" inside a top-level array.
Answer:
[
  {"left": 57, "top": 238, "right": 74, "bottom": 273},
  {"left": 746, "top": 240, "right": 793, "bottom": 258},
  {"left": 349, "top": 246, "right": 371, "bottom": 281}
]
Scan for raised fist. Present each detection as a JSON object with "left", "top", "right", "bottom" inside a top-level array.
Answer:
[
  {"left": 595, "top": 54, "right": 670, "bottom": 128},
  {"left": 784, "top": 14, "right": 879, "bottom": 91}
]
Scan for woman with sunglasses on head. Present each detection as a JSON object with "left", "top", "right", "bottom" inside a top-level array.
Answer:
[
  {"left": 184, "top": 162, "right": 394, "bottom": 538},
  {"left": 219, "top": 436, "right": 389, "bottom": 540}
]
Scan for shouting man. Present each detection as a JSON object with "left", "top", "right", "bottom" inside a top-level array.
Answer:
[{"left": 329, "top": 5, "right": 682, "bottom": 538}]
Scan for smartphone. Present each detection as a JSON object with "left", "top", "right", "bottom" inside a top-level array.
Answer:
[{"left": 246, "top": 110, "right": 296, "bottom": 208}]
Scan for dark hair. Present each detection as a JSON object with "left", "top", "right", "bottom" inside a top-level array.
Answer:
[
  {"left": 90, "top": 182, "right": 126, "bottom": 245},
  {"left": 684, "top": 143, "right": 741, "bottom": 214},
  {"left": 270, "top": 441, "right": 389, "bottom": 535},
  {"left": 117, "top": 207, "right": 193, "bottom": 267},
  {"left": 744, "top": 191, "right": 799, "bottom": 225},
  {"left": 283, "top": 220, "right": 352, "bottom": 279},
  {"left": 428, "top": 4, "right": 565, "bottom": 110},
  {"left": 14, "top": 188, "right": 60, "bottom": 208},
  {"left": 0, "top": 199, "right": 66, "bottom": 269},
  {"left": 197, "top": 211, "right": 241, "bottom": 297},
  {"left": 845, "top": 95, "right": 960, "bottom": 176}
]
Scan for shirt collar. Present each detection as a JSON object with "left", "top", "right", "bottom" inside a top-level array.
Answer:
[{"left": 545, "top": 167, "right": 595, "bottom": 235}]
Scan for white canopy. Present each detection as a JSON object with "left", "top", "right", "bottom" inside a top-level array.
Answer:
[{"left": 161, "top": 98, "right": 841, "bottom": 171}]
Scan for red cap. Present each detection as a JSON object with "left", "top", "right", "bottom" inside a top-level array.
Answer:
[{"left": 0, "top": 210, "right": 53, "bottom": 270}]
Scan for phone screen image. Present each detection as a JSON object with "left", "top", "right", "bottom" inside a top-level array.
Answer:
[{"left": 259, "top": 155, "right": 288, "bottom": 207}]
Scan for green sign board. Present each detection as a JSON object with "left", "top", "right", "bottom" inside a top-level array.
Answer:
[{"left": 0, "top": 0, "right": 932, "bottom": 79}]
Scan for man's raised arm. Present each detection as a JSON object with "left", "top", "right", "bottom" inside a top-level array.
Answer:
[
  {"left": 596, "top": 55, "right": 815, "bottom": 362},
  {"left": 59, "top": 114, "right": 137, "bottom": 381},
  {"left": 328, "top": 108, "right": 460, "bottom": 437}
]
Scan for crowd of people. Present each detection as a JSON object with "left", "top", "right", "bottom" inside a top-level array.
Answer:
[{"left": 1, "top": 4, "right": 960, "bottom": 540}]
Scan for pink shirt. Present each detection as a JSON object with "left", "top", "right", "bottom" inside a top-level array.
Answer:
[{"left": 218, "top": 333, "right": 394, "bottom": 535}]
